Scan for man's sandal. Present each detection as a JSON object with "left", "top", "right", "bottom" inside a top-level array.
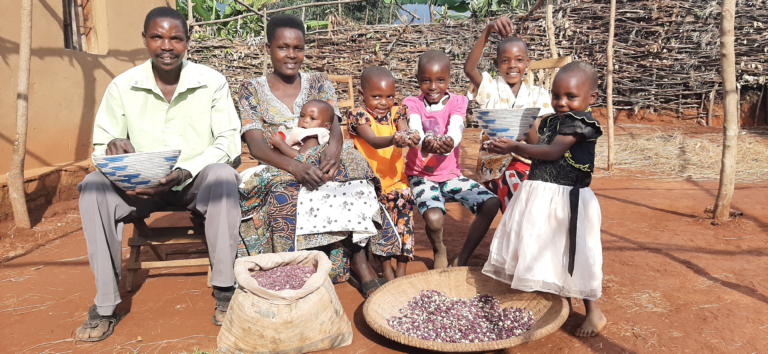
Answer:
[
  {"left": 75, "top": 305, "right": 120, "bottom": 342},
  {"left": 212, "top": 287, "right": 235, "bottom": 326},
  {"left": 348, "top": 272, "right": 388, "bottom": 299}
]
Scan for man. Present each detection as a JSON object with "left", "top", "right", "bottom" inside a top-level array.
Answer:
[{"left": 75, "top": 7, "right": 241, "bottom": 341}]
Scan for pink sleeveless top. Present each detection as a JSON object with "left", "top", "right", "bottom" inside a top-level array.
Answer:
[{"left": 404, "top": 93, "right": 468, "bottom": 182}]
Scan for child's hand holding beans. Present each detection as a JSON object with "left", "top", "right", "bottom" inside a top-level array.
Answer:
[
  {"left": 407, "top": 130, "right": 421, "bottom": 148},
  {"left": 392, "top": 130, "right": 411, "bottom": 148},
  {"left": 487, "top": 137, "right": 518, "bottom": 155},
  {"left": 431, "top": 135, "right": 454, "bottom": 155},
  {"left": 487, "top": 16, "right": 516, "bottom": 38}
]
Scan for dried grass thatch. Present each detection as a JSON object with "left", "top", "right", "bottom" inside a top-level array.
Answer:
[{"left": 594, "top": 130, "right": 768, "bottom": 182}]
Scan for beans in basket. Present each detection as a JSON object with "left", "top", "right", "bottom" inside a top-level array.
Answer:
[
  {"left": 387, "top": 290, "right": 535, "bottom": 343},
  {"left": 251, "top": 265, "right": 316, "bottom": 291}
]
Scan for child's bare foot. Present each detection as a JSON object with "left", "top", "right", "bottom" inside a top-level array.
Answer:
[
  {"left": 433, "top": 245, "right": 448, "bottom": 269},
  {"left": 395, "top": 257, "right": 408, "bottom": 278},
  {"left": 423, "top": 208, "right": 447, "bottom": 269},
  {"left": 575, "top": 307, "right": 606, "bottom": 337},
  {"left": 379, "top": 256, "right": 396, "bottom": 281}
]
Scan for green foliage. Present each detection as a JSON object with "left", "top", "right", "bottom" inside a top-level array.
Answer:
[
  {"left": 177, "top": 0, "right": 270, "bottom": 38},
  {"left": 178, "top": 0, "right": 397, "bottom": 38},
  {"left": 269, "top": 0, "right": 393, "bottom": 26},
  {"left": 393, "top": 0, "right": 537, "bottom": 21}
]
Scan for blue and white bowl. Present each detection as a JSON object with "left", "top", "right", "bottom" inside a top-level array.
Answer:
[
  {"left": 473, "top": 108, "right": 540, "bottom": 141},
  {"left": 93, "top": 150, "right": 182, "bottom": 190}
]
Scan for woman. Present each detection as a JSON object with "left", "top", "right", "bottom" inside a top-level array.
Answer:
[{"left": 237, "top": 14, "right": 395, "bottom": 297}]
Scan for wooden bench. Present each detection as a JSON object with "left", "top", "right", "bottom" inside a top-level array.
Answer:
[{"left": 125, "top": 206, "right": 212, "bottom": 291}]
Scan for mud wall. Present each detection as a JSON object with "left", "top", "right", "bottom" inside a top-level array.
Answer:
[{"left": 0, "top": 0, "right": 171, "bottom": 175}]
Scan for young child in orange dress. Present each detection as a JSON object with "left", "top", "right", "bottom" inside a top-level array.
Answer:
[{"left": 348, "top": 66, "right": 420, "bottom": 280}]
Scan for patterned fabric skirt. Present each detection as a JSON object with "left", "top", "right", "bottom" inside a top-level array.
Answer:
[
  {"left": 371, "top": 187, "right": 415, "bottom": 259},
  {"left": 238, "top": 140, "right": 397, "bottom": 283},
  {"left": 483, "top": 159, "right": 531, "bottom": 213}
]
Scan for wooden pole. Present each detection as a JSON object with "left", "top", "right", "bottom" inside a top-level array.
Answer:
[
  {"left": 365, "top": 7, "right": 369, "bottom": 25},
  {"left": 262, "top": 10, "right": 268, "bottom": 76},
  {"left": 389, "top": 1, "right": 394, "bottom": 24},
  {"left": 765, "top": 82, "right": 768, "bottom": 126},
  {"left": 606, "top": 0, "right": 616, "bottom": 171},
  {"left": 707, "top": 83, "right": 718, "bottom": 126},
  {"left": 187, "top": 0, "right": 194, "bottom": 25},
  {"left": 713, "top": 0, "right": 738, "bottom": 223},
  {"left": 546, "top": 0, "right": 557, "bottom": 59},
  {"left": 9, "top": 0, "right": 33, "bottom": 229},
  {"left": 755, "top": 83, "right": 764, "bottom": 127},
  {"left": 302, "top": 7, "right": 305, "bottom": 21}
]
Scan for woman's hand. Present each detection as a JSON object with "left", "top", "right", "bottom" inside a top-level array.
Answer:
[
  {"left": 319, "top": 143, "right": 341, "bottom": 182},
  {"left": 487, "top": 16, "right": 516, "bottom": 38},
  {"left": 488, "top": 137, "right": 517, "bottom": 155},
  {"left": 290, "top": 162, "right": 326, "bottom": 191}
]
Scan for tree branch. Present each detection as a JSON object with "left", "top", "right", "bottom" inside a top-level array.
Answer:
[
  {"left": 394, "top": 0, "right": 421, "bottom": 21},
  {"left": 191, "top": 0, "right": 365, "bottom": 27}
]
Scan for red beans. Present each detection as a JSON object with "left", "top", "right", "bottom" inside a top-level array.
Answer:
[
  {"left": 387, "top": 290, "right": 536, "bottom": 343},
  {"left": 251, "top": 265, "right": 316, "bottom": 291}
]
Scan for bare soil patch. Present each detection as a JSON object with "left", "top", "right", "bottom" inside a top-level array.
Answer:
[{"left": 1, "top": 128, "right": 767, "bottom": 353}]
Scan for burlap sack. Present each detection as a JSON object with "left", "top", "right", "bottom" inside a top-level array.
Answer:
[{"left": 217, "top": 251, "right": 353, "bottom": 354}]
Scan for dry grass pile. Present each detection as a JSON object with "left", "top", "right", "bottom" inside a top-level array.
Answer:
[{"left": 594, "top": 131, "right": 768, "bottom": 183}]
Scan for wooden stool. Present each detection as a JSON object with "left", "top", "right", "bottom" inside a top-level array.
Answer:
[{"left": 125, "top": 206, "right": 212, "bottom": 291}]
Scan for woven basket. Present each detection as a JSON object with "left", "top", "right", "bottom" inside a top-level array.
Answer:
[
  {"left": 473, "top": 108, "right": 539, "bottom": 140},
  {"left": 363, "top": 267, "right": 569, "bottom": 352},
  {"left": 93, "top": 150, "right": 181, "bottom": 190}
]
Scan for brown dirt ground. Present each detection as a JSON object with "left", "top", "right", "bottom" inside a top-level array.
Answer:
[{"left": 1, "top": 128, "right": 767, "bottom": 354}]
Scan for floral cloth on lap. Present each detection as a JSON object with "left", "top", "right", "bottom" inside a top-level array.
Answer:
[{"left": 296, "top": 180, "right": 381, "bottom": 247}]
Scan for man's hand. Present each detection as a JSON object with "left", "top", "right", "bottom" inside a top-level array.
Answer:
[
  {"left": 291, "top": 162, "right": 326, "bottom": 191},
  {"left": 106, "top": 139, "right": 135, "bottom": 155},
  {"left": 319, "top": 143, "right": 341, "bottom": 182},
  {"left": 487, "top": 16, "right": 515, "bottom": 38},
  {"left": 488, "top": 137, "right": 517, "bottom": 155},
  {"left": 126, "top": 169, "right": 187, "bottom": 198}
]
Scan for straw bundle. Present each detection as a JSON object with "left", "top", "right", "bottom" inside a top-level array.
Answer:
[
  {"left": 594, "top": 130, "right": 768, "bottom": 182},
  {"left": 362, "top": 267, "right": 569, "bottom": 352}
]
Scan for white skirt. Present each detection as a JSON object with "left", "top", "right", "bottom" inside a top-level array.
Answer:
[{"left": 482, "top": 180, "right": 603, "bottom": 300}]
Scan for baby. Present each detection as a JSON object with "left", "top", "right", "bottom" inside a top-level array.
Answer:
[{"left": 269, "top": 99, "right": 334, "bottom": 158}]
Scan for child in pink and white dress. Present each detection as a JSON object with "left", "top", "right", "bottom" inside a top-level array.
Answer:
[{"left": 482, "top": 61, "right": 607, "bottom": 338}]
